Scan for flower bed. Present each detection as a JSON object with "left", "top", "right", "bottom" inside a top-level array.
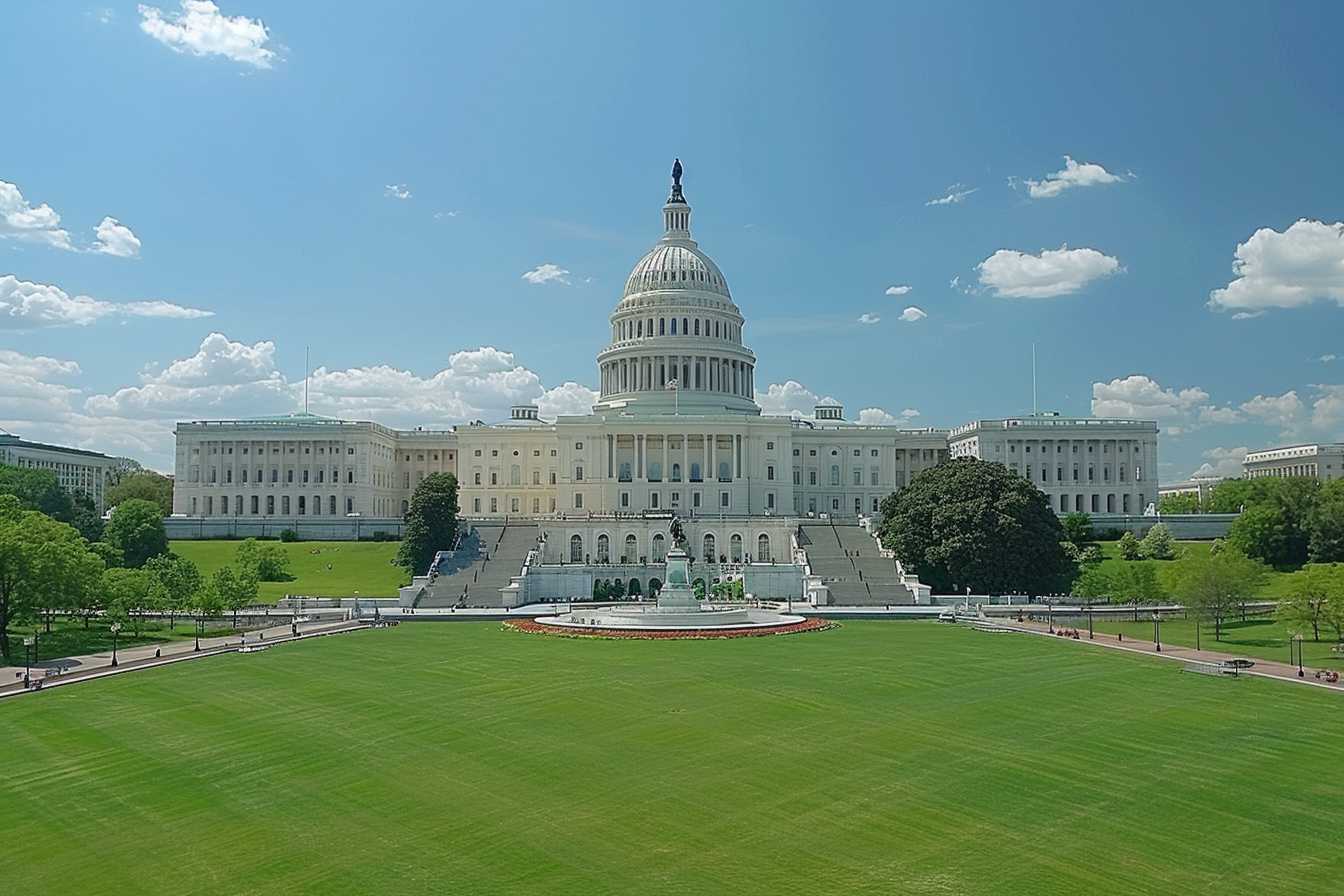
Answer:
[{"left": 503, "top": 617, "right": 837, "bottom": 640}]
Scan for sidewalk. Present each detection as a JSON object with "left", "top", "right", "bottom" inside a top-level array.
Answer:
[
  {"left": 1001, "top": 617, "right": 1344, "bottom": 692},
  {"left": 0, "top": 618, "right": 364, "bottom": 698}
]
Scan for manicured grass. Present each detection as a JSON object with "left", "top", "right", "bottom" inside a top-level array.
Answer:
[
  {"left": 1090, "top": 540, "right": 1307, "bottom": 598},
  {"left": 3, "top": 622, "right": 1343, "bottom": 894},
  {"left": 1062, "top": 612, "right": 1344, "bottom": 669},
  {"left": 169, "top": 539, "right": 407, "bottom": 602},
  {"left": 2, "top": 618, "right": 237, "bottom": 665}
]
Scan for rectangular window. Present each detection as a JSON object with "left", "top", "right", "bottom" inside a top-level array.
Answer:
[
  {"left": 473, "top": 497, "right": 481, "bottom": 513},
  {"left": 720, "top": 491, "right": 729, "bottom": 508},
  {"left": 490, "top": 498, "right": 498, "bottom": 513},
  {"left": 574, "top": 493, "right": 583, "bottom": 509}
]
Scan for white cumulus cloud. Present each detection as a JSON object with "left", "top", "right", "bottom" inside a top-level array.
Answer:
[
  {"left": 857, "top": 407, "right": 920, "bottom": 426},
  {"left": 885, "top": 285, "right": 911, "bottom": 296},
  {"left": 1207, "top": 219, "right": 1344, "bottom": 314},
  {"left": 92, "top": 217, "right": 142, "bottom": 257},
  {"left": 977, "top": 246, "right": 1121, "bottom": 298},
  {"left": 1239, "top": 391, "right": 1302, "bottom": 428},
  {"left": 384, "top": 184, "right": 412, "bottom": 200},
  {"left": 1020, "top": 156, "right": 1127, "bottom": 199},
  {"left": 754, "top": 381, "right": 837, "bottom": 418},
  {"left": 899, "top": 306, "right": 927, "bottom": 322},
  {"left": 2, "top": 180, "right": 142, "bottom": 256},
  {"left": 857, "top": 312, "right": 880, "bottom": 325},
  {"left": 0, "top": 275, "right": 212, "bottom": 329},
  {"left": 138, "top": 1, "right": 276, "bottom": 68},
  {"left": 1190, "top": 446, "right": 1249, "bottom": 480},
  {"left": 1091, "top": 375, "right": 1211, "bottom": 422},
  {"left": 522, "top": 263, "right": 570, "bottom": 285}
]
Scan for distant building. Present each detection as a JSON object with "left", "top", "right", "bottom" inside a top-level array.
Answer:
[
  {"left": 0, "top": 432, "right": 120, "bottom": 513},
  {"left": 1158, "top": 476, "right": 1224, "bottom": 504},
  {"left": 1243, "top": 444, "right": 1344, "bottom": 482}
]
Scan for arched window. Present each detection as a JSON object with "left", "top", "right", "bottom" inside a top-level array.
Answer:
[
  {"left": 690, "top": 462, "right": 702, "bottom": 482},
  {"left": 624, "top": 534, "right": 638, "bottom": 563},
  {"left": 671, "top": 318, "right": 678, "bottom": 335},
  {"left": 694, "top": 319, "right": 700, "bottom": 335},
  {"left": 627, "top": 578, "right": 642, "bottom": 597},
  {"left": 637, "top": 320, "right": 643, "bottom": 337},
  {"left": 652, "top": 533, "right": 666, "bottom": 562},
  {"left": 671, "top": 463, "right": 681, "bottom": 482},
  {"left": 703, "top": 533, "right": 716, "bottom": 563},
  {"left": 570, "top": 534, "right": 583, "bottom": 563},
  {"left": 597, "top": 534, "right": 609, "bottom": 563},
  {"left": 683, "top": 317, "right": 689, "bottom": 334},
  {"left": 730, "top": 533, "right": 743, "bottom": 562},
  {"left": 718, "top": 461, "right": 730, "bottom": 481},
  {"left": 715, "top": 320, "right": 720, "bottom": 337},
  {"left": 758, "top": 534, "right": 771, "bottom": 562},
  {"left": 659, "top": 318, "right": 665, "bottom": 335}
]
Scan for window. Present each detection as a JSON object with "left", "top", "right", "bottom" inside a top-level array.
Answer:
[
  {"left": 474, "top": 472, "right": 481, "bottom": 485},
  {"left": 853, "top": 469, "right": 862, "bottom": 486},
  {"left": 575, "top": 442, "right": 583, "bottom": 450},
  {"left": 767, "top": 492, "right": 775, "bottom": 509},
  {"left": 570, "top": 535, "right": 583, "bottom": 562},
  {"left": 766, "top": 441, "right": 775, "bottom": 451},
  {"left": 576, "top": 466, "right": 585, "bottom": 481},
  {"left": 703, "top": 533, "right": 716, "bottom": 563},
  {"left": 574, "top": 493, "right": 583, "bottom": 509},
  {"left": 624, "top": 534, "right": 638, "bottom": 562},
  {"left": 767, "top": 465, "right": 775, "bottom": 481},
  {"left": 533, "top": 470, "right": 541, "bottom": 485},
  {"left": 473, "top": 497, "right": 481, "bottom": 513},
  {"left": 720, "top": 491, "right": 729, "bottom": 508},
  {"left": 597, "top": 534, "right": 610, "bottom": 562},
  {"left": 692, "top": 492, "right": 701, "bottom": 509},
  {"left": 652, "top": 534, "right": 666, "bottom": 562},
  {"left": 671, "top": 463, "right": 681, "bottom": 482},
  {"left": 490, "top": 497, "right": 498, "bottom": 513},
  {"left": 511, "top": 498, "right": 519, "bottom": 513},
  {"left": 809, "top": 471, "right": 817, "bottom": 485},
  {"left": 491, "top": 472, "right": 498, "bottom": 486},
  {"left": 831, "top": 465, "right": 841, "bottom": 486},
  {"left": 730, "top": 533, "right": 743, "bottom": 562},
  {"left": 510, "top": 465, "right": 521, "bottom": 486}
]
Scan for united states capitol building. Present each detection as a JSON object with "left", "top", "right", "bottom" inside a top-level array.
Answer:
[{"left": 171, "top": 163, "right": 1158, "bottom": 604}]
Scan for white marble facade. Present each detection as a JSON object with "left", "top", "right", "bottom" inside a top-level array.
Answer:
[{"left": 172, "top": 165, "right": 1157, "bottom": 523}]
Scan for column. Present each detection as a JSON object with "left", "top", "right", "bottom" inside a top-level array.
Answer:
[
  {"left": 637, "top": 434, "right": 644, "bottom": 479},
  {"left": 662, "top": 435, "right": 669, "bottom": 484},
  {"left": 735, "top": 434, "right": 742, "bottom": 478},
  {"left": 708, "top": 432, "right": 716, "bottom": 481}
]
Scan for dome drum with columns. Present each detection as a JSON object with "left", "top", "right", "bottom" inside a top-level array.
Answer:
[{"left": 595, "top": 160, "right": 760, "bottom": 416}]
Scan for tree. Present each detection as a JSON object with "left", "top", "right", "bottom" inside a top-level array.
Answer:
[
  {"left": 1159, "top": 493, "right": 1201, "bottom": 514},
  {"left": 106, "top": 470, "right": 174, "bottom": 516},
  {"left": 89, "top": 541, "right": 123, "bottom": 569},
  {"left": 1226, "top": 505, "right": 1292, "bottom": 567},
  {"left": 1209, "top": 476, "right": 1318, "bottom": 566},
  {"left": 878, "top": 459, "right": 1074, "bottom": 595},
  {"left": 1322, "top": 567, "right": 1344, "bottom": 643},
  {"left": 627, "top": 578, "right": 642, "bottom": 598},
  {"left": 608, "top": 577, "right": 626, "bottom": 600},
  {"left": 1139, "top": 523, "right": 1176, "bottom": 560},
  {"left": 69, "top": 492, "right": 105, "bottom": 542},
  {"left": 211, "top": 566, "right": 259, "bottom": 628},
  {"left": 103, "top": 498, "right": 168, "bottom": 568},
  {"left": 1171, "top": 549, "right": 1267, "bottom": 644},
  {"left": 396, "top": 474, "right": 459, "bottom": 576},
  {"left": 102, "top": 567, "right": 153, "bottom": 636},
  {"left": 145, "top": 554, "right": 203, "bottom": 629},
  {"left": 1062, "top": 512, "right": 1093, "bottom": 546},
  {"left": 1307, "top": 480, "right": 1344, "bottom": 563},
  {"left": 0, "top": 495, "right": 98, "bottom": 661},
  {"left": 1118, "top": 531, "right": 1142, "bottom": 560},
  {"left": 0, "top": 464, "right": 74, "bottom": 520},
  {"left": 1277, "top": 566, "right": 1334, "bottom": 641},
  {"left": 591, "top": 579, "right": 608, "bottom": 601},
  {"left": 235, "top": 538, "right": 291, "bottom": 582},
  {"left": 1073, "top": 562, "right": 1165, "bottom": 619}
]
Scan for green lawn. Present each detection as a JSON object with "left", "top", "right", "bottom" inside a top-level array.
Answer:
[
  {"left": 169, "top": 540, "right": 407, "bottom": 602},
  {"left": 1059, "top": 612, "right": 1344, "bottom": 669},
  {"left": 1090, "top": 540, "right": 1309, "bottom": 598},
  {"left": 3, "top": 622, "right": 1343, "bottom": 895},
  {"left": 2, "top": 617, "right": 239, "bottom": 665}
]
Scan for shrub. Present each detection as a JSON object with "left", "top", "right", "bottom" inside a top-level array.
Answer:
[
  {"left": 1118, "top": 531, "right": 1142, "bottom": 560},
  {"left": 279, "top": 529, "right": 299, "bottom": 542},
  {"left": 1139, "top": 523, "right": 1176, "bottom": 560}
]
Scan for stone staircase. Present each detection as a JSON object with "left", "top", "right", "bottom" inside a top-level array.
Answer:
[
  {"left": 798, "top": 523, "right": 916, "bottom": 606},
  {"left": 415, "top": 522, "right": 539, "bottom": 608}
]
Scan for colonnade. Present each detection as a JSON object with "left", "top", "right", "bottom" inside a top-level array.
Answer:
[{"left": 599, "top": 354, "right": 754, "bottom": 398}]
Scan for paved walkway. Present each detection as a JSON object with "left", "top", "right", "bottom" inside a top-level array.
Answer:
[
  {"left": 0, "top": 618, "right": 366, "bottom": 699},
  {"left": 997, "top": 617, "right": 1344, "bottom": 692}
]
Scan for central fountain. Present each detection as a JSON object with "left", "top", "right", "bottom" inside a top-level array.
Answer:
[{"left": 530, "top": 515, "right": 814, "bottom": 636}]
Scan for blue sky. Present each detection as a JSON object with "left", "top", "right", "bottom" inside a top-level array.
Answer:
[{"left": 3, "top": 1, "right": 1343, "bottom": 475}]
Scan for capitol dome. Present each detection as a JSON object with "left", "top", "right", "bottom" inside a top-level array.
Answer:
[{"left": 595, "top": 160, "right": 760, "bottom": 417}]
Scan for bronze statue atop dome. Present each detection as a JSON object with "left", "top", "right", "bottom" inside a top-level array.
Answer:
[{"left": 672, "top": 158, "right": 683, "bottom": 187}]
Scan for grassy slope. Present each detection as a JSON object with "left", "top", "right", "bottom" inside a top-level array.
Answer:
[
  {"left": 3, "top": 622, "right": 1342, "bottom": 895},
  {"left": 1091, "top": 540, "right": 1307, "bottom": 598},
  {"left": 169, "top": 540, "right": 406, "bottom": 602}
]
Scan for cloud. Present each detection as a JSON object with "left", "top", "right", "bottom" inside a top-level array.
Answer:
[
  {"left": 92, "top": 217, "right": 142, "bottom": 257},
  {"left": 899, "top": 306, "right": 927, "bottom": 322},
  {"left": 1091, "top": 375, "right": 1211, "bottom": 423},
  {"left": 0, "top": 349, "right": 81, "bottom": 380},
  {"left": 138, "top": 1, "right": 276, "bottom": 68},
  {"left": 1020, "top": 156, "right": 1127, "bottom": 199},
  {"left": 926, "top": 184, "right": 978, "bottom": 206},
  {"left": 857, "top": 312, "right": 880, "bottom": 325},
  {"left": 754, "top": 381, "right": 836, "bottom": 418},
  {"left": 0, "top": 180, "right": 73, "bottom": 250},
  {"left": 522, "top": 263, "right": 570, "bottom": 285},
  {"left": 0, "top": 275, "right": 213, "bottom": 329},
  {"left": 885, "top": 285, "right": 911, "bottom": 296},
  {"left": 538, "top": 382, "right": 598, "bottom": 417},
  {"left": 1318, "top": 354, "right": 1338, "bottom": 363},
  {"left": 2, "top": 180, "right": 142, "bottom": 256},
  {"left": 1310, "top": 384, "right": 1344, "bottom": 431},
  {"left": 434, "top": 210, "right": 458, "bottom": 219},
  {"left": 384, "top": 184, "right": 412, "bottom": 200},
  {"left": 977, "top": 245, "right": 1121, "bottom": 298},
  {"left": 857, "top": 407, "right": 920, "bottom": 426},
  {"left": 1190, "top": 446, "right": 1249, "bottom": 480},
  {"left": 1207, "top": 219, "right": 1344, "bottom": 314},
  {"left": 1239, "top": 391, "right": 1302, "bottom": 428}
]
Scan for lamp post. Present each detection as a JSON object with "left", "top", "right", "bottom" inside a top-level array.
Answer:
[
  {"left": 1152, "top": 611, "right": 1162, "bottom": 652},
  {"left": 194, "top": 616, "right": 202, "bottom": 652},
  {"left": 1294, "top": 633, "right": 1305, "bottom": 678},
  {"left": 1087, "top": 604, "right": 1094, "bottom": 639},
  {"left": 109, "top": 622, "right": 122, "bottom": 668},
  {"left": 1047, "top": 597, "right": 1054, "bottom": 634},
  {"left": 23, "top": 635, "right": 35, "bottom": 687}
]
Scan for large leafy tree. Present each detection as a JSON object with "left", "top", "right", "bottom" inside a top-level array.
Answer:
[
  {"left": 1061, "top": 512, "right": 1093, "bottom": 546},
  {"left": 1276, "top": 565, "right": 1336, "bottom": 641},
  {"left": 1226, "top": 505, "right": 1292, "bottom": 567},
  {"left": 877, "top": 458, "right": 1074, "bottom": 595},
  {"left": 397, "top": 473, "right": 459, "bottom": 576},
  {"left": 235, "top": 538, "right": 291, "bottom": 582},
  {"left": 1307, "top": 480, "right": 1344, "bottom": 563},
  {"left": 106, "top": 470, "right": 174, "bottom": 516},
  {"left": 0, "top": 495, "right": 102, "bottom": 661},
  {"left": 1208, "top": 477, "right": 1318, "bottom": 566},
  {"left": 0, "top": 464, "right": 74, "bottom": 520},
  {"left": 1158, "top": 493, "right": 1201, "bottom": 514},
  {"left": 145, "top": 554, "right": 203, "bottom": 628},
  {"left": 1170, "top": 548, "right": 1267, "bottom": 643},
  {"left": 212, "top": 566, "right": 259, "bottom": 628},
  {"left": 103, "top": 498, "right": 169, "bottom": 568},
  {"left": 103, "top": 567, "right": 154, "bottom": 637}
]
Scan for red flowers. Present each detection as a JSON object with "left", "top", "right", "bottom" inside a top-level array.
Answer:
[{"left": 503, "top": 617, "right": 836, "bottom": 640}]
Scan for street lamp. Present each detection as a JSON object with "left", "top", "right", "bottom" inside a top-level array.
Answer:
[
  {"left": 1294, "top": 633, "right": 1305, "bottom": 678},
  {"left": 23, "top": 635, "right": 35, "bottom": 687},
  {"left": 1152, "top": 611, "right": 1162, "bottom": 652},
  {"left": 1087, "top": 604, "right": 1094, "bottom": 639},
  {"left": 1047, "top": 597, "right": 1055, "bottom": 634},
  {"left": 194, "top": 616, "right": 202, "bottom": 652},
  {"left": 109, "top": 622, "right": 122, "bottom": 668}
]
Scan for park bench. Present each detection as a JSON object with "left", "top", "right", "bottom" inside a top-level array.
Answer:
[{"left": 1183, "top": 661, "right": 1242, "bottom": 677}]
